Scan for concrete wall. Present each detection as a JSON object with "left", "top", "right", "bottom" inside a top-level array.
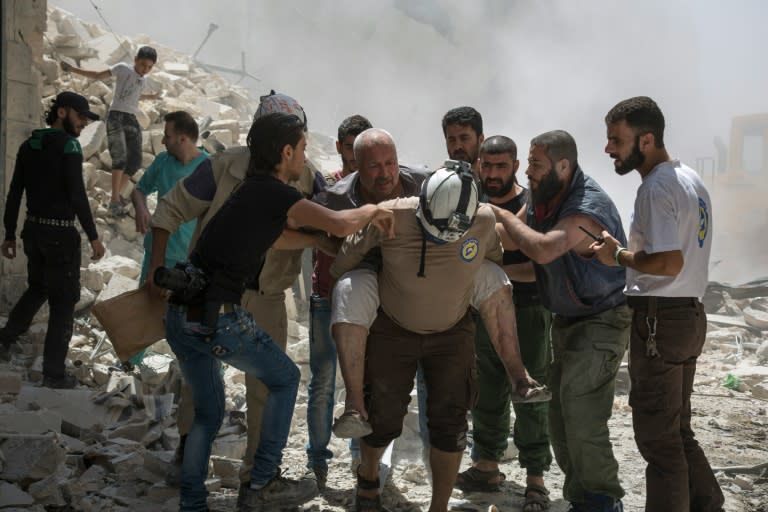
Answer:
[{"left": 1, "top": 0, "right": 47, "bottom": 312}]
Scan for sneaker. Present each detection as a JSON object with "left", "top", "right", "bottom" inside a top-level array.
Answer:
[
  {"left": 42, "top": 374, "right": 78, "bottom": 389},
  {"left": 240, "top": 469, "right": 319, "bottom": 511},
  {"left": 304, "top": 467, "right": 327, "bottom": 491}
]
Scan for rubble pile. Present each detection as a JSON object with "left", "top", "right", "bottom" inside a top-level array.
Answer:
[{"left": 704, "top": 283, "right": 768, "bottom": 400}]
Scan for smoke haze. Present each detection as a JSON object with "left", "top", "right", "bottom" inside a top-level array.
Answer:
[{"left": 51, "top": 0, "right": 768, "bottom": 282}]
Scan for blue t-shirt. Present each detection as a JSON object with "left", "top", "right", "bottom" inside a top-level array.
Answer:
[{"left": 137, "top": 150, "right": 209, "bottom": 283}]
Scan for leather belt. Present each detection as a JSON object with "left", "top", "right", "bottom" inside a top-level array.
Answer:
[
  {"left": 626, "top": 296, "right": 698, "bottom": 310},
  {"left": 26, "top": 215, "right": 76, "bottom": 228}
]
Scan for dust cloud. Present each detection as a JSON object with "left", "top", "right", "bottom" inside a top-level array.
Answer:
[{"left": 51, "top": 0, "right": 768, "bottom": 283}]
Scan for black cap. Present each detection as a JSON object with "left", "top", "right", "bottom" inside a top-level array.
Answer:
[{"left": 54, "top": 91, "right": 99, "bottom": 121}]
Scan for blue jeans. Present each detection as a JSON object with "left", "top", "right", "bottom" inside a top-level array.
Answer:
[
  {"left": 166, "top": 305, "right": 300, "bottom": 512},
  {"left": 307, "top": 295, "right": 337, "bottom": 472}
]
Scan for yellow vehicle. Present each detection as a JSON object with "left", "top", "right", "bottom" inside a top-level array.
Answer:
[{"left": 705, "top": 113, "right": 768, "bottom": 283}]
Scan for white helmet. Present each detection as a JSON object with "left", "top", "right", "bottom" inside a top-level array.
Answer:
[{"left": 417, "top": 160, "right": 479, "bottom": 243}]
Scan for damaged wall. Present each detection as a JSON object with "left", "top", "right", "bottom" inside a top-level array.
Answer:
[{"left": 0, "top": 0, "right": 47, "bottom": 308}]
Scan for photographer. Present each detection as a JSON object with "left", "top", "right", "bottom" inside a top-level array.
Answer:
[{"left": 162, "top": 112, "right": 394, "bottom": 512}]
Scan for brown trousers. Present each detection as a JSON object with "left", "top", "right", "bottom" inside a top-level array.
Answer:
[{"left": 627, "top": 297, "right": 724, "bottom": 512}]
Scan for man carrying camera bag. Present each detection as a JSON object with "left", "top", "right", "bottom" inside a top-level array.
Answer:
[{"left": 159, "top": 112, "right": 394, "bottom": 512}]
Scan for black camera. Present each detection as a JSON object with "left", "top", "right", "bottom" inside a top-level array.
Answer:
[{"left": 154, "top": 262, "right": 208, "bottom": 304}]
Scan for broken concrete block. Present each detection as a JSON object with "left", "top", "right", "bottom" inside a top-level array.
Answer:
[
  {"left": 99, "top": 148, "right": 113, "bottom": 169},
  {"left": 0, "top": 406, "right": 61, "bottom": 434},
  {"left": 758, "top": 340, "right": 768, "bottom": 364},
  {"left": 0, "top": 436, "right": 66, "bottom": 483},
  {"left": 163, "top": 62, "right": 190, "bottom": 76},
  {"left": 114, "top": 215, "right": 140, "bottom": 242},
  {"left": 59, "top": 433, "right": 87, "bottom": 453},
  {"left": 139, "top": 354, "right": 174, "bottom": 386},
  {"left": 146, "top": 482, "right": 178, "bottom": 502},
  {"left": 205, "top": 477, "right": 222, "bottom": 492},
  {"left": 743, "top": 306, "right": 768, "bottom": 330},
  {"left": 28, "top": 472, "right": 67, "bottom": 506},
  {"left": 107, "top": 418, "right": 151, "bottom": 443},
  {"left": 58, "top": 16, "right": 92, "bottom": 44},
  {"left": 731, "top": 365, "right": 768, "bottom": 387},
  {"left": 751, "top": 381, "right": 768, "bottom": 400},
  {"left": 139, "top": 448, "right": 174, "bottom": 476},
  {"left": 95, "top": 272, "right": 139, "bottom": 303},
  {"left": 0, "top": 481, "right": 34, "bottom": 507},
  {"left": 209, "top": 129, "right": 233, "bottom": 147},
  {"left": 84, "top": 80, "right": 112, "bottom": 100},
  {"left": 161, "top": 427, "right": 180, "bottom": 451},
  {"left": 0, "top": 371, "right": 22, "bottom": 394},
  {"left": 146, "top": 130, "right": 164, "bottom": 156},
  {"left": 38, "top": 55, "right": 60, "bottom": 83},
  {"left": 211, "top": 433, "right": 247, "bottom": 460},
  {"left": 86, "top": 33, "right": 122, "bottom": 64},
  {"left": 112, "top": 450, "right": 144, "bottom": 480},
  {"left": 16, "top": 384, "right": 110, "bottom": 431},
  {"left": 81, "top": 267, "right": 105, "bottom": 292},
  {"left": 211, "top": 455, "right": 241, "bottom": 489},
  {"left": 106, "top": 237, "right": 145, "bottom": 262},
  {"left": 91, "top": 363, "right": 111, "bottom": 386},
  {"left": 106, "top": 373, "right": 140, "bottom": 396},
  {"left": 209, "top": 119, "right": 240, "bottom": 138},
  {"left": 136, "top": 108, "right": 151, "bottom": 130},
  {"left": 74, "top": 287, "right": 97, "bottom": 312},
  {"left": 78, "top": 120, "right": 107, "bottom": 160}
]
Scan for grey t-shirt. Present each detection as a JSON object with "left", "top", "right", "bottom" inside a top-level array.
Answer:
[{"left": 109, "top": 62, "right": 146, "bottom": 115}]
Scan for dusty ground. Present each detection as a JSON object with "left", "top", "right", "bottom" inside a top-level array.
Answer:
[{"left": 204, "top": 346, "right": 768, "bottom": 512}]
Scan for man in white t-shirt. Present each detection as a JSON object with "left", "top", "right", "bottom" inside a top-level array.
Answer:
[
  {"left": 61, "top": 46, "right": 161, "bottom": 216},
  {"left": 592, "top": 96, "right": 724, "bottom": 512}
]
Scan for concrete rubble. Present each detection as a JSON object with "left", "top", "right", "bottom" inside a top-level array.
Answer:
[{"left": 0, "top": 5, "right": 766, "bottom": 512}]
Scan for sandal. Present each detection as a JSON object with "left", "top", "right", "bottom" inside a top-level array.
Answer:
[
  {"left": 454, "top": 466, "right": 507, "bottom": 493},
  {"left": 523, "top": 483, "right": 550, "bottom": 511},
  {"left": 355, "top": 470, "right": 390, "bottom": 512},
  {"left": 333, "top": 409, "right": 373, "bottom": 438}
]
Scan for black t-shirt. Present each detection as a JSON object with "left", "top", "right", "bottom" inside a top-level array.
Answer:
[
  {"left": 4, "top": 128, "right": 98, "bottom": 241},
  {"left": 493, "top": 188, "right": 539, "bottom": 302},
  {"left": 190, "top": 173, "right": 303, "bottom": 303}
]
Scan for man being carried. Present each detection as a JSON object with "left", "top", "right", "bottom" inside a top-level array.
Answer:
[{"left": 332, "top": 158, "right": 533, "bottom": 512}]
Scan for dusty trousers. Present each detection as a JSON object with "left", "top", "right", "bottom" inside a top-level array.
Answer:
[
  {"left": 627, "top": 297, "right": 725, "bottom": 512},
  {"left": 548, "top": 304, "right": 630, "bottom": 504}
]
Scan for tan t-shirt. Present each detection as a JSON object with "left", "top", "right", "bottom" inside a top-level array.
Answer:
[{"left": 331, "top": 196, "right": 503, "bottom": 334}]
